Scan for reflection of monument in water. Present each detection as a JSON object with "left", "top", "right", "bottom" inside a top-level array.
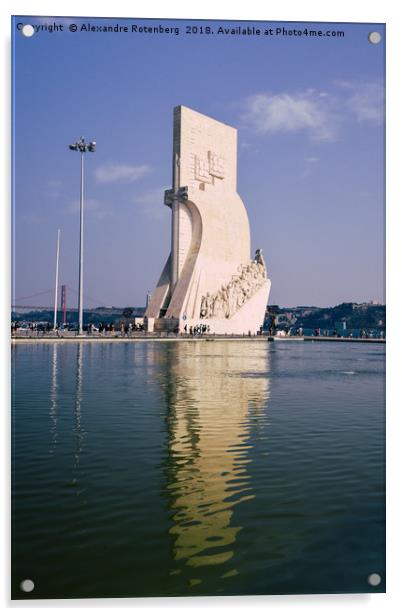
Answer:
[
  {"left": 145, "top": 106, "right": 271, "bottom": 334},
  {"left": 164, "top": 342, "right": 270, "bottom": 579}
]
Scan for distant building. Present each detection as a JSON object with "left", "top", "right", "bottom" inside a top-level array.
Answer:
[{"left": 335, "top": 321, "right": 347, "bottom": 331}]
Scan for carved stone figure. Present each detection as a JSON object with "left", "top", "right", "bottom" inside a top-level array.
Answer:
[{"left": 199, "top": 251, "right": 268, "bottom": 319}]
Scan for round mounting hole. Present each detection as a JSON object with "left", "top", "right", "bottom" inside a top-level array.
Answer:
[
  {"left": 20, "top": 579, "right": 35, "bottom": 592},
  {"left": 368, "top": 32, "right": 381, "bottom": 44},
  {"left": 22, "top": 25, "right": 35, "bottom": 37},
  {"left": 368, "top": 573, "right": 381, "bottom": 586}
]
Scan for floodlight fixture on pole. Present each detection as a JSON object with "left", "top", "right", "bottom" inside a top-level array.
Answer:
[{"left": 68, "top": 136, "right": 96, "bottom": 335}]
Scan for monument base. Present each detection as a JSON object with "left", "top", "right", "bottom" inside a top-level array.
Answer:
[
  {"left": 180, "top": 281, "right": 270, "bottom": 335},
  {"left": 144, "top": 317, "right": 155, "bottom": 333},
  {"left": 154, "top": 317, "right": 180, "bottom": 333}
]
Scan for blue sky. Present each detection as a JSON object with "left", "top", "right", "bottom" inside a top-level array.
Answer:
[{"left": 12, "top": 16, "right": 385, "bottom": 308}]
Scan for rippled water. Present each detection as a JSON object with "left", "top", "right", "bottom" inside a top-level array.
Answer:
[{"left": 11, "top": 340, "right": 385, "bottom": 598}]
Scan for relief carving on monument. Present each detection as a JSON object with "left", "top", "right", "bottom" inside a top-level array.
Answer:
[
  {"left": 194, "top": 151, "right": 225, "bottom": 184},
  {"left": 199, "top": 249, "right": 267, "bottom": 320},
  {"left": 195, "top": 155, "right": 212, "bottom": 183},
  {"left": 208, "top": 151, "right": 225, "bottom": 179}
]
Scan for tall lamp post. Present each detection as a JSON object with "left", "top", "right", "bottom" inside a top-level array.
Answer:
[
  {"left": 69, "top": 136, "right": 96, "bottom": 335},
  {"left": 53, "top": 228, "right": 60, "bottom": 330}
]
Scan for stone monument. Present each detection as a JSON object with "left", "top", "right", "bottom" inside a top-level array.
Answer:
[{"left": 145, "top": 105, "right": 271, "bottom": 334}]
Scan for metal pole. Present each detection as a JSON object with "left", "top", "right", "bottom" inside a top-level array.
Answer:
[
  {"left": 78, "top": 152, "right": 84, "bottom": 335},
  {"left": 61, "top": 285, "right": 67, "bottom": 324},
  {"left": 69, "top": 137, "right": 95, "bottom": 334},
  {"left": 170, "top": 153, "right": 180, "bottom": 291},
  {"left": 53, "top": 229, "right": 60, "bottom": 330}
]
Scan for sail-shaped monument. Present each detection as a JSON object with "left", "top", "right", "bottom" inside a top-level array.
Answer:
[{"left": 145, "top": 106, "right": 271, "bottom": 335}]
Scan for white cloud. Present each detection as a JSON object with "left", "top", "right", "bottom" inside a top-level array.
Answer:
[
  {"left": 241, "top": 91, "right": 337, "bottom": 141},
  {"left": 241, "top": 81, "right": 384, "bottom": 142},
  {"left": 95, "top": 163, "right": 151, "bottom": 184}
]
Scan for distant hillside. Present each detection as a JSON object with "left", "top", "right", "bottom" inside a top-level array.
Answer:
[
  {"left": 11, "top": 306, "right": 145, "bottom": 325},
  {"left": 295, "top": 303, "right": 385, "bottom": 330},
  {"left": 267, "top": 302, "right": 385, "bottom": 332},
  {"left": 12, "top": 302, "right": 386, "bottom": 333}
]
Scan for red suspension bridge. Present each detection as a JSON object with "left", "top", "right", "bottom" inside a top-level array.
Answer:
[{"left": 12, "top": 286, "right": 115, "bottom": 312}]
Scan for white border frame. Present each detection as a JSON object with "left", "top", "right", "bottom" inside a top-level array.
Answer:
[{"left": 2, "top": 1, "right": 400, "bottom": 614}]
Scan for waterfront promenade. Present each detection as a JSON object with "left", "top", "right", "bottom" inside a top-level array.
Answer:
[{"left": 11, "top": 333, "right": 385, "bottom": 344}]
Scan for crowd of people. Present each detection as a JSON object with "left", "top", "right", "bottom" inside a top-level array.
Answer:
[
  {"left": 183, "top": 323, "right": 210, "bottom": 336},
  {"left": 11, "top": 320, "right": 384, "bottom": 339},
  {"left": 268, "top": 325, "right": 384, "bottom": 339},
  {"left": 11, "top": 321, "right": 52, "bottom": 335},
  {"left": 12, "top": 319, "right": 212, "bottom": 338},
  {"left": 87, "top": 322, "right": 146, "bottom": 335},
  {"left": 118, "top": 322, "right": 144, "bottom": 336},
  {"left": 11, "top": 320, "right": 146, "bottom": 337}
]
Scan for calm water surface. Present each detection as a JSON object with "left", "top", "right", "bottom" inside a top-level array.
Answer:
[{"left": 12, "top": 340, "right": 385, "bottom": 598}]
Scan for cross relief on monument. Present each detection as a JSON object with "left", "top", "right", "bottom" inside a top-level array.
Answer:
[
  {"left": 195, "top": 151, "right": 225, "bottom": 184},
  {"left": 195, "top": 155, "right": 212, "bottom": 183},
  {"left": 209, "top": 151, "right": 225, "bottom": 179}
]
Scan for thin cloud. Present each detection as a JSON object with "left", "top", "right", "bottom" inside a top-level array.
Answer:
[
  {"left": 337, "top": 81, "right": 384, "bottom": 124},
  {"left": 241, "top": 81, "right": 383, "bottom": 142},
  {"left": 95, "top": 163, "right": 151, "bottom": 184},
  {"left": 44, "top": 179, "right": 63, "bottom": 200},
  {"left": 241, "top": 91, "right": 337, "bottom": 141},
  {"left": 68, "top": 198, "right": 109, "bottom": 220},
  {"left": 21, "top": 214, "right": 42, "bottom": 225},
  {"left": 133, "top": 188, "right": 169, "bottom": 222},
  {"left": 300, "top": 156, "right": 320, "bottom": 179}
]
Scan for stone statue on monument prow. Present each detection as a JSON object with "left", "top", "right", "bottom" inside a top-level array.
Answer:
[{"left": 255, "top": 248, "right": 266, "bottom": 269}]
